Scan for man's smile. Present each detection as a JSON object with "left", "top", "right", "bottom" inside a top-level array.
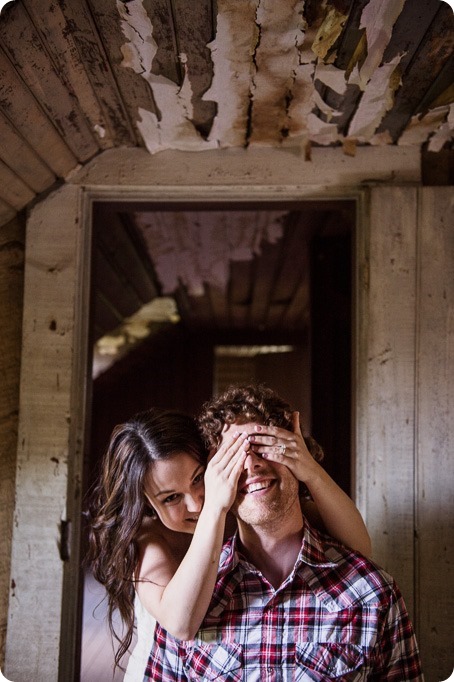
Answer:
[{"left": 241, "top": 478, "right": 275, "bottom": 495}]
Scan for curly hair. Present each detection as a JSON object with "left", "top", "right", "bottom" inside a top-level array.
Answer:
[
  {"left": 85, "top": 408, "right": 207, "bottom": 670},
  {"left": 198, "top": 382, "right": 324, "bottom": 466}
]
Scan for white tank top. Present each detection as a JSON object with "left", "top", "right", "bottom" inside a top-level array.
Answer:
[{"left": 123, "top": 594, "right": 156, "bottom": 681}]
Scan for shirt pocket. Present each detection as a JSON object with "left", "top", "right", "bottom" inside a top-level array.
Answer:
[
  {"left": 295, "top": 642, "right": 365, "bottom": 680},
  {"left": 183, "top": 641, "right": 243, "bottom": 681}
]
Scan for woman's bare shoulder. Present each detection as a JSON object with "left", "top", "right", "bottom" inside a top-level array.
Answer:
[{"left": 136, "top": 516, "right": 190, "bottom": 562}]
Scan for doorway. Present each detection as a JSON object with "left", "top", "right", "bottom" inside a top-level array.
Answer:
[{"left": 80, "top": 199, "right": 354, "bottom": 679}]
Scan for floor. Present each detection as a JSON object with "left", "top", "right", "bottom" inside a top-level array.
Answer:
[{"left": 81, "top": 572, "right": 136, "bottom": 682}]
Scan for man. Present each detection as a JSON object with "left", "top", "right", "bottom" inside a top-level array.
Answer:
[{"left": 144, "top": 384, "right": 423, "bottom": 680}]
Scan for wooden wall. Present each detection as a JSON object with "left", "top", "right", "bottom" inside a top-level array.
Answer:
[
  {"left": 0, "top": 214, "right": 25, "bottom": 669},
  {"left": 3, "top": 148, "right": 452, "bottom": 682},
  {"left": 356, "top": 186, "right": 453, "bottom": 680}
]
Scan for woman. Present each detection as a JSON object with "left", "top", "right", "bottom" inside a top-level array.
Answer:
[{"left": 86, "top": 399, "right": 371, "bottom": 676}]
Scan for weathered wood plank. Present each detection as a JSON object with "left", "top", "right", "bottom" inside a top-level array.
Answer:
[
  {"left": 0, "top": 159, "right": 35, "bottom": 211},
  {"left": 378, "top": 2, "right": 454, "bottom": 141},
  {"left": 5, "top": 184, "right": 89, "bottom": 682},
  {"left": 0, "top": 198, "right": 16, "bottom": 227},
  {"left": 93, "top": 248, "right": 145, "bottom": 322},
  {"left": 0, "top": 112, "right": 56, "bottom": 194},
  {"left": 0, "top": 2, "right": 99, "bottom": 162},
  {"left": 0, "top": 214, "right": 25, "bottom": 671},
  {"left": 249, "top": 237, "right": 282, "bottom": 329},
  {"left": 0, "top": 47, "right": 77, "bottom": 177},
  {"left": 143, "top": 0, "right": 182, "bottom": 85},
  {"left": 23, "top": 0, "right": 134, "bottom": 149},
  {"left": 415, "top": 187, "right": 454, "bottom": 681},
  {"left": 355, "top": 187, "right": 417, "bottom": 612},
  {"left": 73, "top": 146, "right": 421, "bottom": 189},
  {"left": 95, "top": 209, "right": 158, "bottom": 305},
  {"left": 87, "top": 0, "right": 159, "bottom": 146},
  {"left": 170, "top": 0, "right": 217, "bottom": 137},
  {"left": 265, "top": 217, "right": 310, "bottom": 329}
]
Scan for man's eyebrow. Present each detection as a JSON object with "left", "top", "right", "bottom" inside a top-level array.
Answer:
[{"left": 154, "top": 463, "right": 203, "bottom": 498}]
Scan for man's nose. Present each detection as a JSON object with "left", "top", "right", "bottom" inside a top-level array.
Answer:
[{"left": 243, "top": 449, "right": 263, "bottom": 471}]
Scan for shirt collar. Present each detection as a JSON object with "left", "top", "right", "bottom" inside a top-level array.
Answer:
[{"left": 218, "top": 518, "right": 340, "bottom": 579}]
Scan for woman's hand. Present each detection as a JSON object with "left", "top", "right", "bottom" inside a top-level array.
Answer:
[
  {"left": 203, "top": 431, "right": 249, "bottom": 513},
  {"left": 247, "top": 412, "right": 319, "bottom": 484}
]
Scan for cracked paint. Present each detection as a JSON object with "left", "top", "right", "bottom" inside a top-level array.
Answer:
[
  {"left": 248, "top": 0, "right": 305, "bottom": 145},
  {"left": 135, "top": 211, "right": 287, "bottom": 296},
  {"left": 398, "top": 104, "right": 454, "bottom": 149},
  {"left": 348, "top": 0, "right": 405, "bottom": 91},
  {"left": 117, "top": 0, "right": 216, "bottom": 153},
  {"left": 311, "top": 5, "right": 347, "bottom": 61},
  {"left": 116, "top": 0, "right": 450, "bottom": 155},
  {"left": 348, "top": 54, "right": 403, "bottom": 141},
  {"left": 204, "top": 0, "right": 259, "bottom": 147}
]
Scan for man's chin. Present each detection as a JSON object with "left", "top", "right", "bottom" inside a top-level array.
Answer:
[{"left": 233, "top": 495, "right": 282, "bottom": 526}]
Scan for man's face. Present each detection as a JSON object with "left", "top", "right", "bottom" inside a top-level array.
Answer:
[{"left": 220, "top": 421, "right": 300, "bottom": 527}]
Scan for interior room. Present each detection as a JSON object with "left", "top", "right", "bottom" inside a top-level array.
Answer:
[
  {"left": 0, "top": 1, "right": 452, "bottom": 681},
  {"left": 82, "top": 200, "right": 355, "bottom": 679}
]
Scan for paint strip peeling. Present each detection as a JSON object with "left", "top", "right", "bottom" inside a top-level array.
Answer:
[
  {"left": 286, "top": 64, "right": 315, "bottom": 140},
  {"left": 135, "top": 211, "right": 287, "bottom": 295},
  {"left": 311, "top": 5, "right": 347, "bottom": 61},
  {"left": 117, "top": 0, "right": 216, "bottom": 153},
  {"left": 248, "top": 0, "right": 306, "bottom": 145},
  {"left": 314, "top": 63, "right": 347, "bottom": 96},
  {"left": 115, "top": 0, "right": 450, "bottom": 156},
  {"left": 398, "top": 105, "right": 453, "bottom": 149},
  {"left": 427, "top": 104, "right": 454, "bottom": 152},
  {"left": 348, "top": 0, "right": 405, "bottom": 91},
  {"left": 348, "top": 54, "right": 403, "bottom": 141},
  {"left": 203, "top": 0, "right": 259, "bottom": 147}
]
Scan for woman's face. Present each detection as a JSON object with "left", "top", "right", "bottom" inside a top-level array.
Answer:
[{"left": 144, "top": 452, "right": 205, "bottom": 534}]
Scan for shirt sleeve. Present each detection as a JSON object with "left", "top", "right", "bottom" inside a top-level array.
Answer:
[
  {"left": 370, "top": 581, "right": 424, "bottom": 681},
  {"left": 143, "top": 624, "right": 188, "bottom": 682}
]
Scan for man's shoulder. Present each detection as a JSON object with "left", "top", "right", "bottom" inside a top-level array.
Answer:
[{"left": 303, "top": 528, "right": 398, "bottom": 610}]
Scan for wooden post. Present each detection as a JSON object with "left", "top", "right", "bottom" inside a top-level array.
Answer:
[
  {"left": 0, "top": 214, "right": 25, "bottom": 669},
  {"left": 5, "top": 184, "right": 90, "bottom": 682},
  {"left": 415, "top": 187, "right": 453, "bottom": 679}
]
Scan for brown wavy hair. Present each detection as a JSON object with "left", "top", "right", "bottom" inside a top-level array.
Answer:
[
  {"left": 85, "top": 408, "right": 206, "bottom": 669},
  {"left": 198, "top": 383, "right": 324, "bottom": 487}
]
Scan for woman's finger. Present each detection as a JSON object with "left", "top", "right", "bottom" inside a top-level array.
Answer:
[{"left": 209, "top": 431, "right": 248, "bottom": 465}]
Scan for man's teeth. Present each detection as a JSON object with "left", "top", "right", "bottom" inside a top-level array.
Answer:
[{"left": 244, "top": 481, "right": 272, "bottom": 494}]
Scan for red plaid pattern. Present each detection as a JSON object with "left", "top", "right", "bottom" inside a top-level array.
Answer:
[{"left": 144, "top": 523, "right": 423, "bottom": 681}]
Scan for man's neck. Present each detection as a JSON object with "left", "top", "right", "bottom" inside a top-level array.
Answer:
[{"left": 237, "top": 513, "right": 304, "bottom": 589}]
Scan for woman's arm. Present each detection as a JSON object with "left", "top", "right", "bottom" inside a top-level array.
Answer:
[
  {"left": 135, "top": 431, "right": 249, "bottom": 640},
  {"left": 248, "top": 413, "right": 372, "bottom": 557}
]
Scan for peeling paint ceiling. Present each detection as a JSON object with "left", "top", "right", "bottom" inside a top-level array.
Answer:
[
  {"left": 0, "top": 0, "right": 453, "bottom": 228},
  {"left": 0, "top": 0, "right": 452, "bottom": 372}
]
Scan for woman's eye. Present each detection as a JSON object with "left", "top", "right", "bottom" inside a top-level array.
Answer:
[
  {"left": 163, "top": 493, "right": 180, "bottom": 505},
  {"left": 193, "top": 472, "right": 204, "bottom": 485}
]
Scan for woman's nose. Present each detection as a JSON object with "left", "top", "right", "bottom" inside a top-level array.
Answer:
[{"left": 186, "top": 493, "right": 203, "bottom": 512}]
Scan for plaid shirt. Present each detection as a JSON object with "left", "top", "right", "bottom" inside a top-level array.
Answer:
[{"left": 144, "top": 523, "right": 423, "bottom": 681}]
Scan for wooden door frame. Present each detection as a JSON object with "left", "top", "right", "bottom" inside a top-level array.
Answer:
[{"left": 6, "top": 145, "right": 422, "bottom": 681}]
